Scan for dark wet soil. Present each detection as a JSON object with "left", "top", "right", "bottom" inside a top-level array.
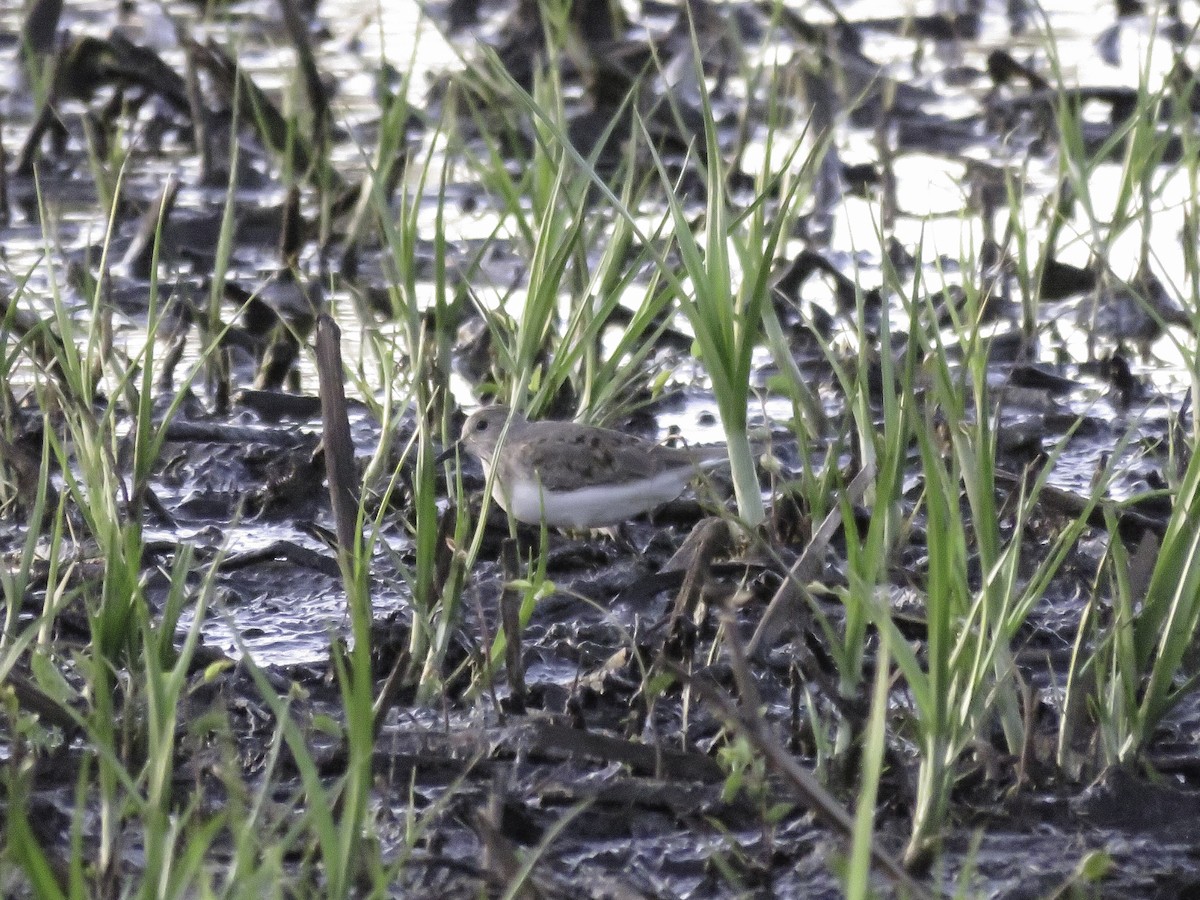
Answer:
[{"left": 6, "top": 0, "right": 1200, "bottom": 896}]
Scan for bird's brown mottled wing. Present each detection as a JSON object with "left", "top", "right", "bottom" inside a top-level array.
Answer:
[{"left": 515, "top": 423, "right": 694, "bottom": 490}]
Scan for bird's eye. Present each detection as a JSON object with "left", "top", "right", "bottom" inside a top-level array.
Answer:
[{"left": 474, "top": 418, "right": 489, "bottom": 432}]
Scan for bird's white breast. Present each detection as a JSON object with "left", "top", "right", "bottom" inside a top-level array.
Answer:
[{"left": 495, "top": 468, "right": 696, "bottom": 529}]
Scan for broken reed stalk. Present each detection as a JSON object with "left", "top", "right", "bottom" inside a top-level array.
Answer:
[
  {"left": 314, "top": 316, "right": 375, "bottom": 871},
  {"left": 0, "top": 111, "right": 8, "bottom": 228},
  {"left": 671, "top": 615, "right": 936, "bottom": 900},
  {"left": 647, "top": 517, "right": 732, "bottom": 696},
  {"left": 315, "top": 314, "right": 361, "bottom": 581},
  {"left": 747, "top": 462, "right": 874, "bottom": 657},
  {"left": 500, "top": 537, "right": 528, "bottom": 714}
]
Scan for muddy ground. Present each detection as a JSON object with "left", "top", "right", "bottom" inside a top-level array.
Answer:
[{"left": 5, "top": 0, "right": 1200, "bottom": 897}]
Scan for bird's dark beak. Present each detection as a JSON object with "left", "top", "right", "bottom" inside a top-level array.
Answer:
[{"left": 435, "top": 443, "right": 458, "bottom": 465}]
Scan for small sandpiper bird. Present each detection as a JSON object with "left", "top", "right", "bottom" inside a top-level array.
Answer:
[{"left": 452, "top": 406, "right": 729, "bottom": 530}]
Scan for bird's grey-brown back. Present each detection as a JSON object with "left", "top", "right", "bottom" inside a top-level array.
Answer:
[
  {"left": 509, "top": 420, "right": 722, "bottom": 490},
  {"left": 459, "top": 406, "right": 722, "bottom": 478}
]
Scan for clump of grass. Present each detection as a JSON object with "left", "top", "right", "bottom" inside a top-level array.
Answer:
[
  {"left": 649, "top": 43, "right": 821, "bottom": 528},
  {"left": 1061, "top": 445, "right": 1200, "bottom": 767},
  {"left": 446, "top": 50, "right": 677, "bottom": 423}
]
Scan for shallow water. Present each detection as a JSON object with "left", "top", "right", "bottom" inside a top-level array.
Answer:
[{"left": 4, "top": 0, "right": 1200, "bottom": 895}]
